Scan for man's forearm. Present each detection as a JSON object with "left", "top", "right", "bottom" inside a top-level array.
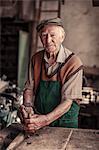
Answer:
[
  {"left": 46, "top": 99, "right": 72, "bottom": 125},
  {"left": 23, "top": 89, "right": 33, "bottom": 105}
]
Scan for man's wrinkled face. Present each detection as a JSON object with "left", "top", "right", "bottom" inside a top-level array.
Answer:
[{"left": 39, "top": 25, "right": 65, "bottom": 54}]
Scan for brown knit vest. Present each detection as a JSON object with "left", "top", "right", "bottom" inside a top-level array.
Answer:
[{"left": 32, "top": 50, "right": 83, "bottom": 94}]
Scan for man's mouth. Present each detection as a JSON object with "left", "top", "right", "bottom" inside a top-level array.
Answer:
[{"left": 46, "top": 45, "right": 54, "bottom": 48}]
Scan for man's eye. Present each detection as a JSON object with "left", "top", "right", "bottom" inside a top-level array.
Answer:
[
  {"left": 41, "top": 34, "right": 46, "bottom": 38},
  {"left": 51, "top": 34, "right": 55, "bottom": 37},
  {"left": 41, "top": 33, "right": 47, "bottom": 36}
]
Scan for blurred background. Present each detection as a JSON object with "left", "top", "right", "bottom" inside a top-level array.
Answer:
[{"left": 0, "top": 0, "right": 99, "bottom": 130}]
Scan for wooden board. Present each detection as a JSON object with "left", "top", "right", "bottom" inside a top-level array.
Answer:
[
  {"left": 66, "top": 129, "right": 99, "bottom": 150},
  {"left": 0, "top": 123, "right": 22, "bottom": 149},
  {"left": 0, "top": 124, "right": 99, "bottom": 150},
  {"left": 13, "top": 127, "right": 71, "bottom": 150},
  {"left": 9, "top": 128, "right": 99, "bottom": 150}
]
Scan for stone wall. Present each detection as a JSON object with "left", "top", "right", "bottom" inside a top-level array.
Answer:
[{"left": 61, "top": 0, "right": 99, "bottom": 67}]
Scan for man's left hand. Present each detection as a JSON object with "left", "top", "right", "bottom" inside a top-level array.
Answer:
[{"left": 24, "top": 114, "right": 49, "bottom": 132}]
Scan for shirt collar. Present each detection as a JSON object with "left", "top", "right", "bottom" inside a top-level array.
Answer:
[{"left": 56, "top": 45, "right": 73, "bottom": 63}]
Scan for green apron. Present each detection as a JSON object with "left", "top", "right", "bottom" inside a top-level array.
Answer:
[{"left": 35, "top": 80, "right": 80, "bottom": 128}]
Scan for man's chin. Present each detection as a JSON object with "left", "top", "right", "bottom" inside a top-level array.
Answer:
[{"left": 46, "top": 48, "right": 56, "bottom": 53}]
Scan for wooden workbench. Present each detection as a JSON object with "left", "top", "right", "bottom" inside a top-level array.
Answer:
[{"left": 0, "top": 123, "right": 99, "bottom": 150}]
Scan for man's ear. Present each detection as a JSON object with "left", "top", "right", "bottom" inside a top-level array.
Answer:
[
  {"left": 60, "top": 30, "right": 65, "bottom": 43},
  {"left": 62, "top": 32, "right": 65, "bottom": 42}
]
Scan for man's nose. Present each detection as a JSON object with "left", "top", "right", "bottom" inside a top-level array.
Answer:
[{"left": 46, "top": 34, "right": 52, "bottom": 43}]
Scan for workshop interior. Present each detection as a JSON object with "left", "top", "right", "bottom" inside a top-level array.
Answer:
[{"left": 0, "top": 0, "right": 99, "bottom": 132}]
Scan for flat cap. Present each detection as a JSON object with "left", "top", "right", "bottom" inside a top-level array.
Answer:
[{"left": 36, "top": 17, "right": 63, "bottom": 32}]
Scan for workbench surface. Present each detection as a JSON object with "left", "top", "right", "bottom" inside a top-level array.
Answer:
[{"left": 0, "top": 123, "right": 99, "bottom": 150}]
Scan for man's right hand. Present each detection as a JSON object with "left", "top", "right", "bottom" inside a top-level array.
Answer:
[{"left": 18, "top": 105, "right": 34, "bottom": 124}]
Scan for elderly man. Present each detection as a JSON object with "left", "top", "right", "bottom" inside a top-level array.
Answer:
[{"left": 20, "top": 17, "right": 83, "bottom": 132}]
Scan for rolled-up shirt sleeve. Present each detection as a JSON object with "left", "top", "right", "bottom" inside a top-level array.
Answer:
[{"left": 61, "top": 69, "right": 83, "bottom": 102}]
